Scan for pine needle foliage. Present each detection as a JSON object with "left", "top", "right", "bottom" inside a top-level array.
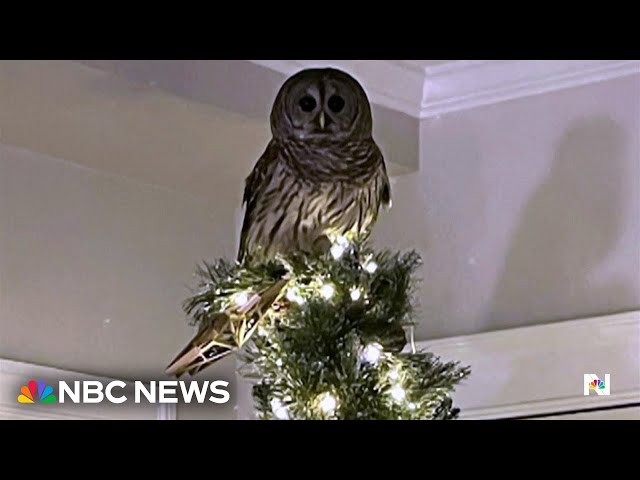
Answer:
[{"left": 183, "top": 239, "right": 470, "bottom": 420}]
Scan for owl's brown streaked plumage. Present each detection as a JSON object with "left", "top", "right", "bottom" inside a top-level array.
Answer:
[
  {"left": 166, "top": 68, "right": 391, "bottom": 377},
  {"left": 237, "top": 67, "right": 391, "bottom": 263}
]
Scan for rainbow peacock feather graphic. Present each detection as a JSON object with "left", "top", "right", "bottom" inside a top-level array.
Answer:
[
  {"left": 589, "top": 379, "right": 606, "bottom": 390},
  {"left": 17, "top": 380, "right": 57, "bottom": 403}
]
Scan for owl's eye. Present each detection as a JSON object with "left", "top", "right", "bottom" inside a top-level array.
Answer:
[
  {"left": 299, "top": 96, "right": 317, "bottom": 112},
  {"left": 327, "top": 95, "right": 345, "bottom": 113}
]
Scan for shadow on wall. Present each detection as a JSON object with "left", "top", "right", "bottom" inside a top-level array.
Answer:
[{"left": 488, "top": 116, "right": 635, "bottom": 330}]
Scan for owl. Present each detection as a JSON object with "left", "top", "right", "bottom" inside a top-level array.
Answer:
[
  {"left": 166, "top": 68, "right": 391, "bottom": 377},
  {"left": 237, "top": 67, "right": 391, "bottom": 262}
]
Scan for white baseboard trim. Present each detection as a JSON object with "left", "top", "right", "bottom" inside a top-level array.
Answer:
[
  {"left": 462, "top": 390, "right": 640, "bottom": 420},
  {"left": 415, "top": 310, "right": 640, "bottom": 419}
]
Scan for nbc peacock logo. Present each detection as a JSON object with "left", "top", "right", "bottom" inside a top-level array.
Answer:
[
  {"left": 17, "top": 380, "right": 57, "bottom": 404},
  {"left": 583, "top": 374, "right": 610, "bottom": 396}
]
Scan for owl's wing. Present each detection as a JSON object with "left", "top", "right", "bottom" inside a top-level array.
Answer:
[
  {"left": 237, "top": 140, "right": 281, "bottom": 262},
  {"left": 380, "top": 163, "right": 391, "bottom": 209},
  {"left": 373, "top": 144, "right": 392, "bottom": 209}
]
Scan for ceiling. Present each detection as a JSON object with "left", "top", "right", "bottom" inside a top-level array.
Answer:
[
  {"left": 79, "top": 60, "right": 456, "bottom": 118},
  {"left": 0, "top": 61, "right": 272, "bottom": 203},
  {"left": 0, "top": 60, "right": 421, "bottom": 205}
]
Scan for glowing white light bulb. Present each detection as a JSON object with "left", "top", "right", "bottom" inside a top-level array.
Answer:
[
  {"left": 363, "top": 260, "right": 378, "bottom": 274},
  {"left": 350, "top": 287, "right": 362, "bottom": 301},
  {"left": 320, "top": 283, "right": 335, "bottom": 299},
  {"left": 330, "top": 244, "right": 345, "bottom": 259},
  {"left": 390, "top": 385, "right": 406, "bottom": 403},
  {"left": 408, "top": 402, "right": 416, "bottom": 410},
  {"left": 330, "top": 236, "right": 349, "bottom": 259},
  {"left": 275, "top": 358, "right": 283, "bottom": 367},
  {"left": 361, "top": 343, "right": 383, "bottom": 364},
  {"left": 318, "top": 392, "right": 337, "bottom": 415},
  {"left": 286, "top": 287, "right": 305, "bottom": 305},
  {"left": 270, "top": 398, "right": 289, "bottom": 420},
  {"left": 234, "top": 291, "right": 250, "bottom": 308}
]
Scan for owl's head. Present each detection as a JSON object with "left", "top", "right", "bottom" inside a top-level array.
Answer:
[{"left": 270, "top": 68, "right": 373, "bottom": 142}]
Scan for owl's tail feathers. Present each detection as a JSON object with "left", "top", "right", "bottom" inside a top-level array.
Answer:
[{"left": 165, "top": 278, "right": 288, "bottom": 378}]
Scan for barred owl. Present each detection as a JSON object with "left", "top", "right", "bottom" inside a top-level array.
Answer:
[
  {"left": 237, "top": 67, "right": 391, "bottom": 262},
  {"left": 166, "top": 68, "right": 391, "bottom": 377}
]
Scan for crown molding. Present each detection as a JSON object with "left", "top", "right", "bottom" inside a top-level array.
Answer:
[
  {"left": 419, "top": 60, "right": 640, "bottom": 118},
  {"left": 249, "top": 60, "right": 640, "bottom": 119}
]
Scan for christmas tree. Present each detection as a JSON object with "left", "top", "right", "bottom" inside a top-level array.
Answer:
[{"left": 174, "top": 236, "right": 470, "bottom": 420}]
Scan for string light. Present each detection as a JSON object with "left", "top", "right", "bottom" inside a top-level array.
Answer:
[
  {"left": 330, "top": 244, "right": 345, "bottom": 259},
  {"left": 320, "top": 283, "right": 335, "bottom": 299},
  {"left": 388, "top": 366, "right": 400, "bottom": 381},
  {"left": 270, "top": 398, "right": 289, "bottom": 420},
  {"left": 390, "top": 385, "right": 406, "bottom": 403},
  {"left": 349, "top": 287, "right": 362, "bottom": 301},
  {"left": 275, "top": 358, "right": 283, "bottom": 367},
  {"left": 408, "top": 402, "right": 416, "bottom": 410},
  {"left": 233, "top": 291, "right": 250, "bottom": 308},
  {"left": 330, "top": 236, "right": 349, "bottom": 260},
  {"left": 286, "top": 287, "right": 306, "bottom": 305},
  {"left": 317, "top": 392, "right": 338, "bottom": 415},
  {"left": 363, "top": 260, "right": 378, "bottom": 274},
  {"left": 361, "top": 343, "right": 383, "bottom": 364}
]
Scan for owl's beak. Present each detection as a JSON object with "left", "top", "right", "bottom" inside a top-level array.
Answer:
[{"left": 318, "top": 111, "right": 326, "bottom": 130}]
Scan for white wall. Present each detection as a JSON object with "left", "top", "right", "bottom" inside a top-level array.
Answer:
[
  {"left": 373, "top": 74, "right": 640, "bottom": 339},
  {"left": 0, "top": 144, "right": 237, "bottom": 419}
]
